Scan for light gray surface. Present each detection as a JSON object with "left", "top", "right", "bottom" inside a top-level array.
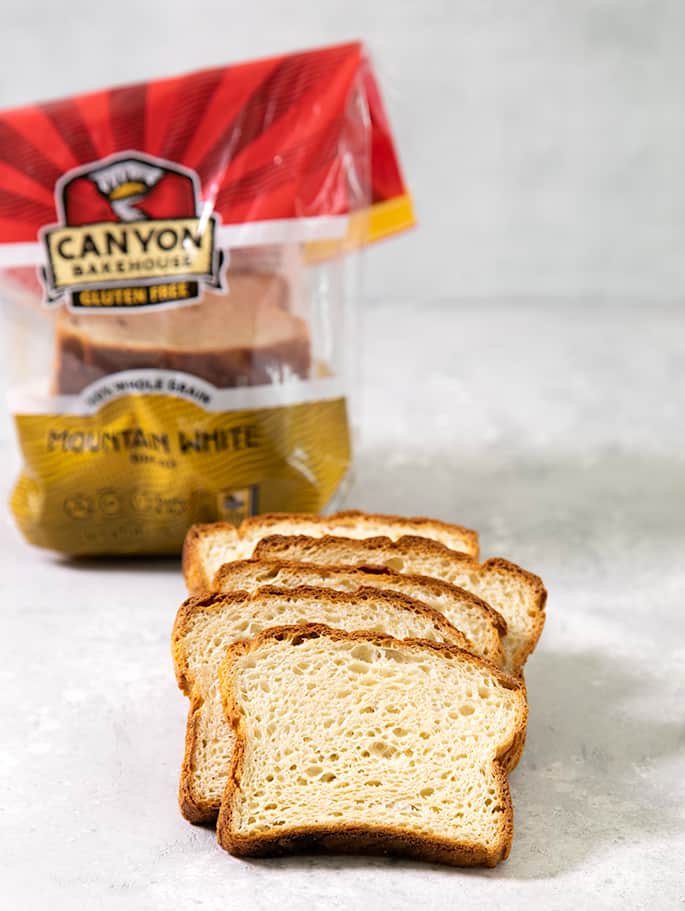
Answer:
[
  {"left": 2, "top": 0, "right": 685, "bottom": 299},
  {"left": 1, "top": 299, "right": 684, "bottom": 910}
]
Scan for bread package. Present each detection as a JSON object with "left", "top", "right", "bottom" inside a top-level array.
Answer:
[
  {"left": 0, "top": 42, "right": 413, "bottom": 555},
  {"left": 53, "top": 274, "right": 310, "bottom": 394}
]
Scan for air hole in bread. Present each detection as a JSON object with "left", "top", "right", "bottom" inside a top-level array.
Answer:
[
  {"left": 370, "top": 741, "right": 397, "bottom": 759},
  {"left": 256, "top": 568, "right": 281, "bottom": 582},
  {"left": 350, "top": 644, "right": 377, "bottom": 663},
  {"left": 382, "top": 648, "right": 413, "bottom": 663}
]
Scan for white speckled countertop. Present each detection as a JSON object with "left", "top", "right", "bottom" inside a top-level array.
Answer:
[{"left": 1, "top": 299, "right": 684, "bottom": 910}]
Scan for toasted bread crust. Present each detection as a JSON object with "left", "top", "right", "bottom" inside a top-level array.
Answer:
[
  {"left": 253, "top": 534, "right": 547, "bottom": 676},
  {"left": 216, "top": 624, "right": 527, "bottom": 867},
  {"left": 213, "top": 557, "right": 507, "bottom": 666},
  {"left": 171, "top": 586, "right": 478, "bottom": 824}
]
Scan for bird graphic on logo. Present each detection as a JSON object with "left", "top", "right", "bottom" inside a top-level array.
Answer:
[
  {"left": 61, "top": 153, "right": 199, "bottom": 226},
  {"left": 90, "top": 160, "right": 164, "bottom": 222}
]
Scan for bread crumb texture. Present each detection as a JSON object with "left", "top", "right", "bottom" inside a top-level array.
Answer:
[
  {"left": 215, "top": 559, "right": 504, "bottom": 667},
  {"left": 178, "top": 588, "right": 468, "bottom": 815},
  {"left": 219, "top": 628, "right": 526, "bottom": 866},
  {"left": 253, "top": 535, "right": 546, "bottom": 674}
]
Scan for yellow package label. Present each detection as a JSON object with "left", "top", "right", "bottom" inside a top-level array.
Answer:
[{"left": 11, "top": 395, "right": 350, "bottom": 556}]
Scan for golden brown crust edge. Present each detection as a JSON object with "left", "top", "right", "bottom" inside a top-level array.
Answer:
[
  {"left": 218, "top": 817, "right": 508, "bottom": 866},
  {"left": 334, "top": 509, "right": 480, "bottom": 558},
  {"left": 253, "top": 532, "right": 475, "bottom": 567},
  {"left": 178, "top": 694, "right": 218, "bottom": 825},
  {"left": 171, "top": 586, "right": 482, "bottom": 825},
  {"left": 182, "top": 522, "right": 238, "bottom": 594},
  {"left": 502, "top": 672, "right": 529, "bottom": 772},
  {"left": 216, "top": 623, "right": 527, "bottom": 867},
  {"left": 239, "top": 510, "right": 480, "bottom": 559},
  {"left": 172, "top": 590, "right": 253, "bottom": 825},
  {"left": 482, "top": 558, "right": 548, "bottom": 673},
  {"left": 181, "top": 524, "right": 212, "bottom": 594}
]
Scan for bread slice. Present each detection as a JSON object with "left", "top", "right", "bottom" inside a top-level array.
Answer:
[
  {"left": 253, "top": 535, "right": 546, "bottom": 675},
  {"left": 182, "top": 510, "right": 479, "bottom": 592},
  {"left": 172, "top": 585, "right": 473, "bottom": 825},
  {"left": 214, "top": 559, "right": 506, "bottom": 667},
  {"left": 54, "top": 274, "right": 310, "bottom": 394},
  {"left": 216, "top": 624, "right": 527, "bottom": 867}
]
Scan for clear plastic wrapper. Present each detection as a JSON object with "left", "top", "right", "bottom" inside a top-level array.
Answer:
[{"left": 0, "top": 41, "right": 413, "bottom": 554}]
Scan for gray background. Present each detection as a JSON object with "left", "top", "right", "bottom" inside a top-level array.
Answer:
[
  {"left": 1, "top": 5, "right": 684, "bottom": 909},
  {"left": 2, "top": 0, "right": 684, "bottom": 300}
]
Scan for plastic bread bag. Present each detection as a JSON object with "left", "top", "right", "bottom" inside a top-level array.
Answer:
[{"left": 0, "top": 41, "right": 414, "bottom": 555}]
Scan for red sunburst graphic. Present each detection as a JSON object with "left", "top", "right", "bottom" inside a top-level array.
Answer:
[{"left": 0, "top": 42, "right": 407, "bottom": 244}]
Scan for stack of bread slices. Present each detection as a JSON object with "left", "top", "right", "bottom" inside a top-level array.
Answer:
[{"left": 172, "top": 511, "right": 546, "bottom": 868}]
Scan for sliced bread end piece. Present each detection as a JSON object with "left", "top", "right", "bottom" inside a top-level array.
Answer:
[{"left": 217, "top": 624, "right": 527, "bottom": 867}]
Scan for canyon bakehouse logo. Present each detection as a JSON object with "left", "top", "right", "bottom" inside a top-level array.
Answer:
[{"left": 41, "top": 152, "right": 223, "bottom": 310}]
